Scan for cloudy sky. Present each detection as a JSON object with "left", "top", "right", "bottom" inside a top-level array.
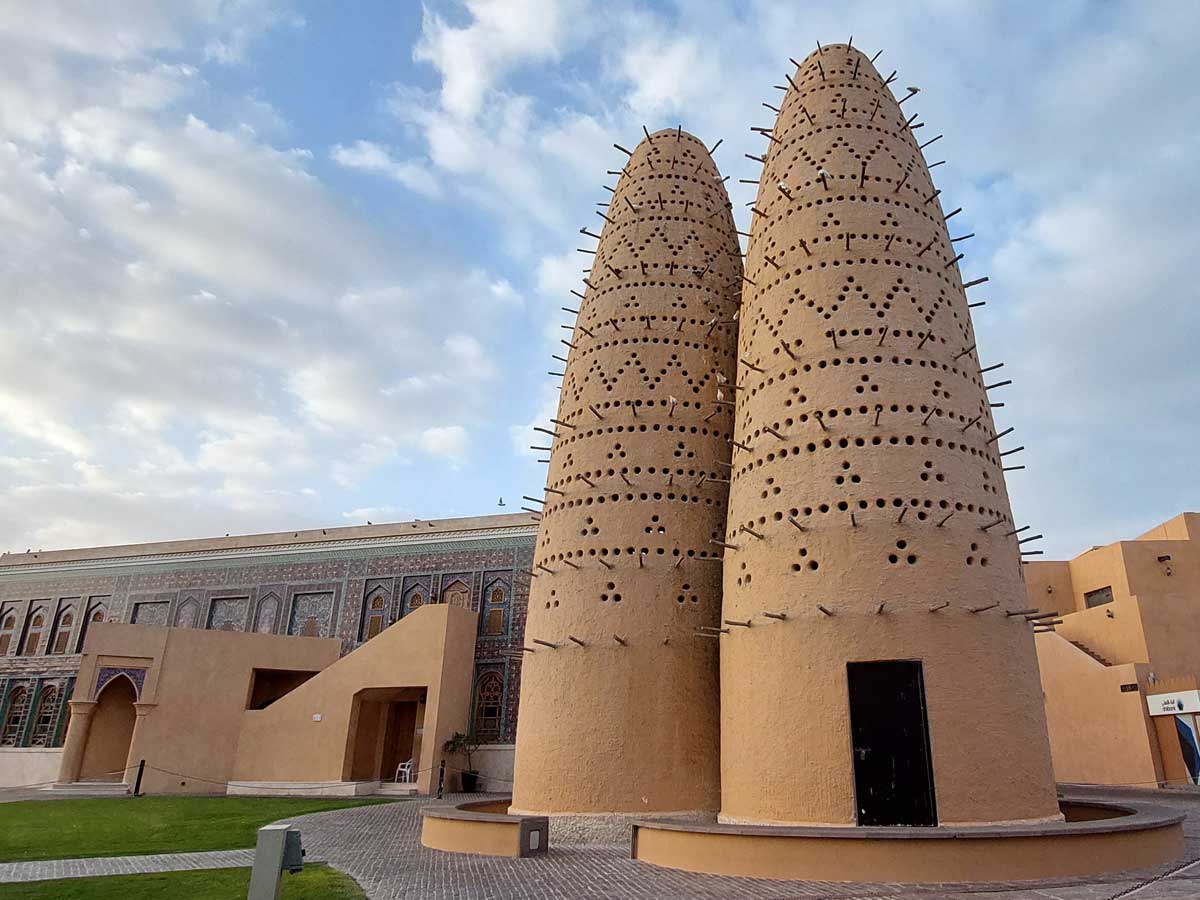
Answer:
[{"left": 0, "top": 0, "right": 1196, "bottom": 558}]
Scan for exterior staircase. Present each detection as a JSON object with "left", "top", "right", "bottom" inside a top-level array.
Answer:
[
  {"left": 1068, "top": 639, "right": 1112, "bottom": 666},
  {"left": 45, "top": 781, "right": 130, "bottom": 796},
  {"left": 375, "top": 781, "right": 419, "bottom": 797}
]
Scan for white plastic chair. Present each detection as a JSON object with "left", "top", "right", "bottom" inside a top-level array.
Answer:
[{"left": 395, "top": 758, "right": 414, "bottom": 783}]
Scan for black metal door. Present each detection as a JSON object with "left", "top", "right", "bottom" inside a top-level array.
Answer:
[{"left": 847, "top": 660, "right": 937, "bottom": 826}]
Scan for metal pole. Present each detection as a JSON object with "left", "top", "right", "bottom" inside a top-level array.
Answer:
[{"left": 133, "top": 759, "right": 145, "bottom": 797}]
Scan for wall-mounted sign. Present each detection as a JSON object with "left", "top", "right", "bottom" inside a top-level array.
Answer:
[{"left": 1147, "top": 690, "right": 1200, "bottom": 716}]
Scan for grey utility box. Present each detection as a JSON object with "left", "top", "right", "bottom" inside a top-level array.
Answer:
[{"left": 247, "top": 822, "right": 304, "bottom": 900}]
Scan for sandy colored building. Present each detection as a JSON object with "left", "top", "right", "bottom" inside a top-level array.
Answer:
[
  {"left": 1029, "top": 512, "right": 1200, "bottom": 790},
  {"left": 0, "top": 514, "right": 536, "bottom": 792}
]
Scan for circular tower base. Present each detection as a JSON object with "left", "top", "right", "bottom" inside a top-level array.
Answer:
[{"left": 630, "top": 796, "right": 1184, "bottom": 883}]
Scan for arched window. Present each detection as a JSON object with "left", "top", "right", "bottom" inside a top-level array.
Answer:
[
  {"left": 482, "top": 581, "right": 507, "bottom": 636},
  {"left": 472, "top": 672, "right": 504, "bottom": 741},
  {"left": 0, "top": 614, "right": 15, "bottom": 656},
  {"left": 254, "top": 595, "right": 279, "bottom": 634},
  {"left": 1, "top": 686, "right": 31, "bottom": 746},
  {"left": 404, "top": 589, "right": 425, "bottom": 614},
  {"left": 51, "top": 610, "right": 75, "bottom": 655},
  {"left": 20, "top": 613, "right": 45, "bottom": 656},
  {"left": 73, "top": 603, "right": 107, "bottom": 654},
  {"left": 29, "top": 686, "right": 59, "bottom": 747},
  {"left": 362, "top": 592, "right": 387, "bottom": 640},
  {"left": 442, "top": 580, "right": 470, "bottom": 609},
  {"left": 174, "top": 599, "right": 199, "bottom": 629}
]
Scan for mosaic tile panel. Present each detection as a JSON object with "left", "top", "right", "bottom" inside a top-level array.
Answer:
[
  {"left": 287, "top": 591, "right": 334, "bottom": 637},
  {"left": 206, "top": 596, "right": 248, "bottom": 631}
]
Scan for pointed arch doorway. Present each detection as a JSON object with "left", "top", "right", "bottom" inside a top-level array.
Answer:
[{"left": 79, "top": 676, "right": 137, "bottom": 782}]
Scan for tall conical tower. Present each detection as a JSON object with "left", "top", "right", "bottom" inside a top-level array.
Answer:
[
  {"left": 719, "top": 46, "right": 1060, "bottom": 827},
  {"left": 510, "top": 129, "right": 741, "bottom": 819}
]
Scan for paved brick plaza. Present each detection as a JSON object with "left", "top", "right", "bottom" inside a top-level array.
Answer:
[{"left": 290, "top": 790, "right": 1200, "bottom": 900}]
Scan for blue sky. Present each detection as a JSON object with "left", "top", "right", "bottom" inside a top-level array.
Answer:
[{"left": 0, "top": 0, "right": 1197, "bottom": 559}]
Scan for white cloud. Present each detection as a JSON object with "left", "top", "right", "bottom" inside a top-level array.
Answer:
[
  {"left": 414, "top": 0, "right": 585, "bottom": 118},
  {"left": 330, "top": 140, "right": 440, "bottom": 197},
  {"left": 341, "top": 505, "right": 408, "bottom": 523},
  {"left": 0, "top": 4, "right": 521, "bottom": 550},
  {"left": 419, "top": 425, "right": 470, "bottom": 464}
]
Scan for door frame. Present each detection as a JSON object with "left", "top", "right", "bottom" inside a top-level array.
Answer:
[{"left": 846, "top": 658, "right": 938, "bottom": 827}]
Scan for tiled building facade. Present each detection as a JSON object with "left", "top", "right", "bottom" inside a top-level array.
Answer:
[{"left": 0, "top": 515, "right": 537, "bottom": 755}]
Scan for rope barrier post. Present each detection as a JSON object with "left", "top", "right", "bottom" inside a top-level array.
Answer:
[
  {"left": 133, "top": 759, "right": 145, "bottom": 797},
  {"left": 437, "top": 759, "right": 446, "bottom": 800}
]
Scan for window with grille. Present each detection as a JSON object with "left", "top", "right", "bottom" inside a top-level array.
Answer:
[
  {"left": 482, "top": 584, "right": 507, "bottom": 636},
  {"left": 485, "top": 608, "right": 505, "bottom": 635},
  {"left": 20, "top": 613, "right": 44, "bottom": 656},
  {"left": 52, "top": 612, "right": 74, "bottom": 655},
  {"left": 1, "top": 687, "right": 31, "bottom": 746},
  {"left": 473, "top": 672, "right": 504, "bottom": 740},
  {"left": 0, "top": 615, "right": 14, "bottom": 656},
  {"left": 29, "top": 687, "right": 59, "bottom": 747}
]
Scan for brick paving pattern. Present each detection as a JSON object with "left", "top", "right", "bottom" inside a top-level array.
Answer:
[{"left": 287, "top": 791, "right": 1200, "bottom": 900}]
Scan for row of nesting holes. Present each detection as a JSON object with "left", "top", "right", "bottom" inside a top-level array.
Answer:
[
  {"left": 733, "top": 433, "right": 1002, "bottom": 479},
  {"left": 552, "top": 422, "right": 732, "bottom": 451},
  {"left": 730, "top": 497, "right": 1008, "bottom": 530},
  {"left": 739, "top": 355, "right": 986, "bottom": 398},
  {"left": 540, "top": 546, "right": 720, "bottom": 562},
  {"left": 540, "top": 492, "right": 726, "bottom": 522},
  {"left": 741, "top": 404, "right": 991, "bottom": 442}
]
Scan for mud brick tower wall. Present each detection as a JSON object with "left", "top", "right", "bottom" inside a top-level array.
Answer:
[
  {"left": 511, "top": 129, "right": 742, "bottom": 817},
  {"left": 718, "top": 46, "right": 1060, "bottom": 826}
]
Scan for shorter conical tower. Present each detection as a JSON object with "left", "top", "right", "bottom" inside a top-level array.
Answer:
[{"left": 510, "top": 129, "right": 742, "bottom": 819}]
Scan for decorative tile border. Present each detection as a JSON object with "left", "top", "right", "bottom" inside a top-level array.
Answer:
[{"left": 95, "top": 666, "right": 146, "bottom": 699}]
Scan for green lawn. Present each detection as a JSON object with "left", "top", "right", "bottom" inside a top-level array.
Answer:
[
  {"left": 0, "top": 864, "right": 363, "bottom": 899},
  {"left": 0, "top": 797, "right": 392, "bottom": 863}
]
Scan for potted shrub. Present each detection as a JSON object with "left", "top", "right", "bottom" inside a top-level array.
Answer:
[{"left": 443, "top": 731, "right": 482, "bottom": 792}]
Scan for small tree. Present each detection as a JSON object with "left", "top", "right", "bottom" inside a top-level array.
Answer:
[{"left": 443, "top": 730, "right": 481, "bottom": 773}]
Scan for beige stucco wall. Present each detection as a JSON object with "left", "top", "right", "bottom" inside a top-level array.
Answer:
[
  {"left": 1136, "top": 512, "right": 1199, "bottom": 543},
  {"left": 1053, "top": 597, "right": 1150, "bottom": 668},
  {"left": 1023, "top": 561, "right": 1073, "bottom": 615},
  {"left": 511, "top": 128, "right": 741, "bottom": 816},
  {"left": 1035, "top": 634, "right": 1159, "bottom": 787},
  {"left": 718, "top": 43, "right": 1058, "bottom": 826},
  {"left": 232, "top": 604, "right": 477, "bottom": 796},
  {"left": 0, "top": 748, "right": 63, "bottom": 788},
  {"left": 1067, "top": 544, "right": 1132, "bottom": 609},
  {"left": 1036, "top": 530, "right": 1200, "bottom": 673},
  {"left": 61, "top": 622, "right": 341, "bottom": 793}
]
